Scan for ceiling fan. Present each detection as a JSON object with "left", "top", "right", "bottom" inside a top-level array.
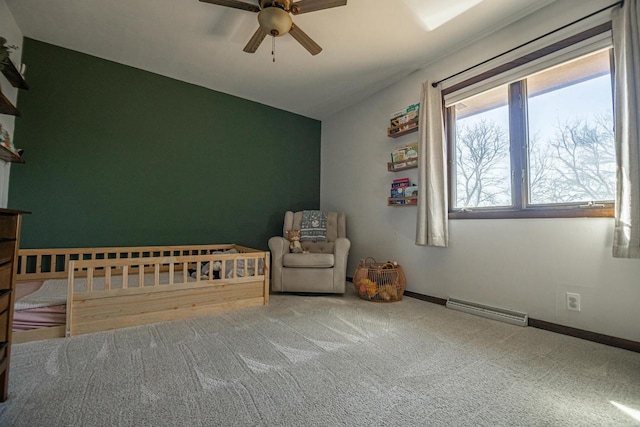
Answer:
[{"left": 200, "top": 0, "right": 347, "bottom": 56}]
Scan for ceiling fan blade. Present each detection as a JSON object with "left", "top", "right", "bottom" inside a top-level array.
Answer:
[
  {"left": 291, "top": 0, "right": 347, "bottom": 15},
  {"left": 289, "top": 23, "right": 322, "bottom": 55},
  {"left": 243, "top": 27, "right": 269, "bottom": 53},
  {"left": 199, "top": 0, "right": 260, "bottom": 13}
]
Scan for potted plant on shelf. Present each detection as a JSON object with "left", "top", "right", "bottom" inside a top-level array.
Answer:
[{"left": 0, "top": 37, "right": 18, "bottom": 73}]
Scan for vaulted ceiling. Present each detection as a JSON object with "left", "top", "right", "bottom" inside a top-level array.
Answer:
[{"left": 6, "top": 0, "right": 556, "bottom": 119}]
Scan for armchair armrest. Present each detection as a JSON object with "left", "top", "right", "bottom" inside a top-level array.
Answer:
[
  {"left": 268, "top": 236, "right": 290, "bottom": 292},
  {"left": 332, "top": 237, "right": 351, "bottom": 292},
  {"left": 269, "top": 236, "right": 290, "bottom": 259}
]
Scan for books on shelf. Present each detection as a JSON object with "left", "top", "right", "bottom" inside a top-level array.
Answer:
[
  {"left": 390, "top": 103, "right": 420, "bottom": 127},
  {"left": 390, "top": 177, "right": 409, "bottom": 204},
  {"left": 386, "top": 105, "right": 420, "bottom": 205},
  {"left": 388, "top": 119, "right": 418, "bottom": 136},
  {"left": 387, "top": 104, "right": 420, "bottom": 136},
  {"left": 391, "top": 177, "right": 410, "bottom": 187},
  {"left": 405, "top": 186, "right": 418, "bottom": 204},
  {"left": 390, "top": 142, "right": 418, "bottom": 170},
  {"left": 389, "top": 177, "right": 418, "bottom": 205}
]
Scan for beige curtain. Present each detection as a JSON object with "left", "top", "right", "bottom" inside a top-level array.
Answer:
[
  {"left": 415, "top": 81, "right": 448, "bottom": 247},
  {"left": 612, "top": 0, "right": 640, "bottom": 258}
]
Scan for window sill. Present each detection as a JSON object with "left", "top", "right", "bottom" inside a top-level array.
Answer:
[{"left": 449, "top": 206, "right": 614, "bottom": 219}]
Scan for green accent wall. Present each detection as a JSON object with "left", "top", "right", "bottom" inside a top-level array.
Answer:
[{"left": 8, "top": 39, "right": 320, "bottom": 249}]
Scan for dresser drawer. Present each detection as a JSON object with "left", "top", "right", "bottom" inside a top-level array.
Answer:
[
  {"left": 0, "top": 215, "right": 16, "bottom": 240},
  {"left": 0, "top": 291, "right": 9, "bottom": 312},
  {"left": 0, "top": 309, "right": 7, "bottom": 342},
  {"left": 0, "top": 263, "right": 12, "bottom": 291},
  {"left": 0, "top": 240, "right": 15, "bottom": 266}
]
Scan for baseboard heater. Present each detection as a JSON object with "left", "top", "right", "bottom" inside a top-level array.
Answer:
[{"left": 446, "top": 298, "right": 528, "bottom": 327}]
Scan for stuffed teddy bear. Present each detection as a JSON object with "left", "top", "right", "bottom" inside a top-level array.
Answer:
[
  {"left": 378, "top": 284, "right": 398, "bottom": 301},
  {"left": 287, "top": 229, "right": 303, "bottom": 253}
]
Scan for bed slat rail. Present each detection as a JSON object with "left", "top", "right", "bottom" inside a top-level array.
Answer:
[
  {"left": 65, "top": 250, "right": 269, "bottom": 337},
  {"left": 17, "top": 244, "right": 247, "bottom": 282},
  {"left": 69, "top": 253, "right": 267, "bottom": 291}
]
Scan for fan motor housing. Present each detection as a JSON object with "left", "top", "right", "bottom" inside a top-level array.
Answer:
[
  {"left": 258, "top": 6, "right": 293, "bottom": 36},
  {"left": 259, "top": 0, "right": 293, "bottom": 10}
]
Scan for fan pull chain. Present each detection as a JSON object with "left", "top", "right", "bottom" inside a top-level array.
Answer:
[{"left": 272, "top": 36, "right": 276, "bottom": 63}]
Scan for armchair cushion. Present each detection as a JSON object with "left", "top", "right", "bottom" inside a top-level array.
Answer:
[
  {"left": 283, "top": 253, "right": 335, "bottom": 268},
  {"left": 301, "top": 241, "right": 335, "bottom": 254}
]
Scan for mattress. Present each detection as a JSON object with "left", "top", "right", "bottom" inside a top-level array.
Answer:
[
  {"left": 13, "top": 282, "right": 66, "bottom": 331},
  {"left": 12, "top": 271, "right": 199, "bottom": 331},
  {"left": 15, "top": 271, "right": 199, "bottom": 312}
]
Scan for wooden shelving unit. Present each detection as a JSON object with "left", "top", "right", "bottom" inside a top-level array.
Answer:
[
  {"left": 0, "top": 145, "right": 23, "bottom": 164},
  {"left": 0, "top": 58, "right": 28, "bottom": 163},
  {"left": 387, "top": 161, "right": 417, "bottom": 172},
  {"left": 387, "top": 120, "right": 418, "bottom": 138},
  {"left": 0, "top": 91, "right": 19, "bottom": 117},
  {"left": 0, "top": 60, "right": 28, "bottom": 90},
  {"left": 387, "top": 108, "right": 419, "bottom": 205},
  {"left": 387, "top": 196, "right": 418, "bottom": 206}
]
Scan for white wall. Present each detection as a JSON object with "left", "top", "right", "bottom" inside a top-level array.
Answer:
[
  {"left": 0, "top": 0, "right": 24, "bottom": 207},
  {"left": 321, "top": 0, "right": 640, "bottom": 342}
]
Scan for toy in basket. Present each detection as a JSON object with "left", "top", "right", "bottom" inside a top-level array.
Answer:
[{"left": 353, "top": 257, "right": 406, "bottom": 302}]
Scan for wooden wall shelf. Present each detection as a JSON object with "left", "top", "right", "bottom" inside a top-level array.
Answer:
[
  {"left": 1, "top": 60, "right": 28, "bottom": 90},
  {"left": 0, "top": 145, "right": 24, "bottom": 164},
  {"left": 0, "top": 91, "right": 20, "bottom": 117},
  {"left": 0, "top": 145, "right": 24, "bottom": 163},
  {"left": 387, "top": 196, "right": 418, "bottom": 206},
  {"left": 388, "top": 161, "right": 417, "bottom": 172},
  {"left": 387, "top": 120, "right": 418, "bottom": 138},
  {"left": 0, "top": 59, "right": 27, "bottom": 164}
]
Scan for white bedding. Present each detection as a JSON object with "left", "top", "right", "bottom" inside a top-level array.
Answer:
[
  {"left": 15, "top": 280, "right": 68, "bottom": 311},
  {"left": 191, "top": 249, "right": 265, "bottom": 279}
]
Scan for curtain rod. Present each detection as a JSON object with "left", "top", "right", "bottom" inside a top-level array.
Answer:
[{"left": 431, "top": 1, "right": 623, "bottom": 88}]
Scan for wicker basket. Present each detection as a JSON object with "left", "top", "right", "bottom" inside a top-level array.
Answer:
[{"left": 353, "top": 257, "right": 406, "bottom": 302}]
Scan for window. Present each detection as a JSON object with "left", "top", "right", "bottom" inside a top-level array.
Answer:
[
  {"left": 447, "top": 48, "right": 615, "bottom": 218},
  {"left": 453, "top": 85, "right": 511, "bottom": 209}
]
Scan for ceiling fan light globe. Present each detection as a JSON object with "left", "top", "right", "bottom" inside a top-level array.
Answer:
[{"left": 258, "top": 7, "right": 292, "bottom": 37}]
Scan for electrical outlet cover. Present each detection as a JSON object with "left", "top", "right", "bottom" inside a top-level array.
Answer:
[{"left": 567, "top": 292, "right": 581, "bottom": 312}]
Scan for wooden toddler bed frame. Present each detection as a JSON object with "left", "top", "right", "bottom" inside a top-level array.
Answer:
[{"left": 14, "top": 244, "right": 269, "bottom": 341}]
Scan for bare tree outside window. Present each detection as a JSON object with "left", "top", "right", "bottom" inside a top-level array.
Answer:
[
  {"left": 527, "top": 57, "right": 615, "bottom": 206},
  {"left": 529, "top": 114, "right": 615, "bottom": 204},
  {"left": 453, "top": 84, "right": 511, "bottom": 209},
  {"left": 455, "top": 119, "right": 510, "bottom": 207}
]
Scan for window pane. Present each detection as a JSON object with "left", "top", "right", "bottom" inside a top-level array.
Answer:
[
  {"left": 453, "top": 85, "right": 511, "bottom": 209},
  {"left": 527, "top": 49, "right": 615, "bottom": 205}
]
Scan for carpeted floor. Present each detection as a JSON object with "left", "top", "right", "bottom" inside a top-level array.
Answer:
[{"left": 1, "top": 286, "right": 639, "bottom": 426}]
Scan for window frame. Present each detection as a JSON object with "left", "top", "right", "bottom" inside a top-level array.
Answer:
[{"left": 445, "top": 26, "right": 616, "bottom": 220}]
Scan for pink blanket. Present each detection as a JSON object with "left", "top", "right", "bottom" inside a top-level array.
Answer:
[
  {"left": 13, "top": 305, "right": 66, "bottom": 331},
  {"left": 13, "top": 282, "right": 66, "bottom": 331}
]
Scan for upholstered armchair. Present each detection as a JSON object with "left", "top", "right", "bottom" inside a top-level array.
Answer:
[{"left": 269, "top": 211, "right": 350, "bottom": 294}]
